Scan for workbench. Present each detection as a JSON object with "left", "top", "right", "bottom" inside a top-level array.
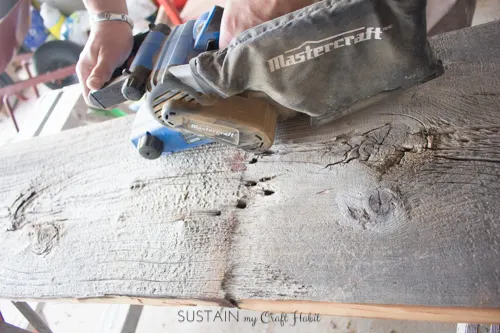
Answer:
[{"left": 0, "top": 21, "right": 499, "bottom": 324}]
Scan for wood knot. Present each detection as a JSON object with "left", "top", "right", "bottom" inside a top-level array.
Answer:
[
  {"left": 368, "top": 189, "right": 394, "bottom": 216},
  {"left": 340, "top": 187, "right": 402, "bottom": 231},
  {"left": 29, "top": 223, "right": 59, "bottom": 256}
]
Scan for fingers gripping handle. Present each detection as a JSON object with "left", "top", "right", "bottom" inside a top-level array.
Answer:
[{"left": 88, "top": 24, "right": 171, "bottom": 109}]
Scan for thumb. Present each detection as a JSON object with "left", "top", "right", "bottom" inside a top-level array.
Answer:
[{"left": 86, "top": 51, "right": 116, "bottom": 91}]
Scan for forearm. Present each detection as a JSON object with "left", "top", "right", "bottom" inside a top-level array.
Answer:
[{"left": 83, "top": 0, "right": 128, "bottom": 14}]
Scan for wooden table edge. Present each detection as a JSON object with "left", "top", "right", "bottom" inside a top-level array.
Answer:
[{"left": 2, "top": 297, "right": 498, "bottom": 323}]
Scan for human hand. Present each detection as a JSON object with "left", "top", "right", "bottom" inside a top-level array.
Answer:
[
  {"left": 219, "top": 0, "right": 315, "bottom": 48},
  {"left": 76, "top": 21, "right": 133, "bottom": 105}
]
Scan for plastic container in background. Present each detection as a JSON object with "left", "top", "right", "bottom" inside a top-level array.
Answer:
[
  {"left": 61, "top": 10, "right": 90, "bottom": 45},
  {"left": 23, "top": 6, "right": 50, "bottom": 51},
  {"left": 126, "top": 0, "right": 158, "bottom": 23},
  {"left": 40, "top": 2, "right": 65, "bottom": 39}
]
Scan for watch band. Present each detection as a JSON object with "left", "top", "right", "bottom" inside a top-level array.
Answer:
[{"left": 91, "top": 12, "right": 134, "bottom": 30}]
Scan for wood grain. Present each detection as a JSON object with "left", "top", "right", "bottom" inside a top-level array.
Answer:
[{"left": 0, "top": 22, "right": 500, "bottom": 322}]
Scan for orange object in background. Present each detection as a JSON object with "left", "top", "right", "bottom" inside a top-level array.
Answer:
[
  {"left": 155, "top": 0, "right": 184, "bottom": 25},
  {"left": 155, "top": 0, "right": 226, "bottom": 25},
  {"left": 173, "top": 0, "right": 187, "bottom": 10}
]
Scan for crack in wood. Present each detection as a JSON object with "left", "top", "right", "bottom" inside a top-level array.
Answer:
[
  {"left": 8, "top": 190, "right": 38, "bottom": 231},
  {"left": 190, "top": 210, "right": 222, "bottom": 217},
  {"left": 322, "top": 124, "right": 428, "bottom": 175},
  {"left": 220, "top": 268, "right": 238, "bottom": 308},
  {"left": 319, "top": 123, "right": 500, "bottom": 176},
  {"left": 218, "top": 213, "right": 240, "bottom": 307},
  {"left": 256, "top": 150, "right": 276, "bottom": 157},
  {"left": 259, "top": 176, "right": 276, "bottom": 183},
  {"left": 434, "top": 155, "right": 500, "bottom": 164}
]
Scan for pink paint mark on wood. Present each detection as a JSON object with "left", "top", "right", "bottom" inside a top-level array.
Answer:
[{"left": 230, "top": 151, "right": 247, "bottom": 172}]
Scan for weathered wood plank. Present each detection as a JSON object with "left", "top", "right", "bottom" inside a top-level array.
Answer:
[{"left": 1, "top": 22, "right": 500, "bottom": 322}]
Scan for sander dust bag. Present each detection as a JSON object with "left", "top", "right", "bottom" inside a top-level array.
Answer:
[{"left": 190, "top": 0, "right": 442, "bottom": 124}]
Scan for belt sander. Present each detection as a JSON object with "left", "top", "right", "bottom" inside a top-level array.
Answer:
[{"left": 90, "top": 1, "right": 443, "bottom": 160}]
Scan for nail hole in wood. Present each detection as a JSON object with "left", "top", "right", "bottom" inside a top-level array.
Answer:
[
  {"left": 263, "top": 190, "right": 275, "bottom": 196},
  {"left": 259, "top": 176, "right": 274, "bottom": 182},
  {"left": 205, "top": 210, "right": 222, "bottom": 217},
  {"left": 245, "top": 181, "right": 257, "bottom": 187},
  {"left": 236, "top": 199, "right": 247, "bottom": 209},
  {"left": 258, "top": 150, "right": 275, "bottom": 156}
]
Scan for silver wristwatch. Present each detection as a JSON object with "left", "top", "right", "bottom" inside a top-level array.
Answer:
[{"left": 91, "top": 12, "right": 134, "bottom": 30}]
